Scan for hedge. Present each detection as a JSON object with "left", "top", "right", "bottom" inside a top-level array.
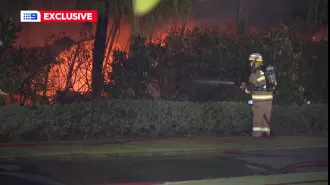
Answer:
[
  {"left": 108, "top": 26, "right": 328, "bottom": 104},
  {"left": 0, "top": 101, "right": 328, "bottom": 142}
]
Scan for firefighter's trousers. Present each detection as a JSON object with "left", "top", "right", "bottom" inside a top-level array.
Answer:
[{"left": 252, "top": 100, "right": 272, "bottom": 137}]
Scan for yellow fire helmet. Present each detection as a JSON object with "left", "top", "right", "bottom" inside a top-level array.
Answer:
[
  {"left": 132, "top": 0, "right": 161, "bottom": 16},
  {"left": 249, "top": 53, "right": 263, "bottom": 66}
]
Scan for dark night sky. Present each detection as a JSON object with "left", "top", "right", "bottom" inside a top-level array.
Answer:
[
  {"left": 192, "top": 0, "right": 298, "bottom": 26},
  {"left": 25, "top": 0, "right": 298, "bottom": 25},
  {"left": 17, "top": 0, "right": 299, "bottom": 46}
]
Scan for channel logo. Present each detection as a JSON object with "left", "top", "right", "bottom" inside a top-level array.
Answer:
[
  {"left": 20, "top": 10, "right": 97, "bottom": 23},
  {"left": 20, "top": 10, "right": 41, "bottom": 22}
]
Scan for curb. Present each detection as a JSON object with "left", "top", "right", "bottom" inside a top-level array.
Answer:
[
  {"left": 229, "top": 145, "right": 329, "bottom": 152},
  {"left": 0, "top": 137, "right": 275, "bottom": 147},
  {"left": 265, "top": 180, "right": 328, "bottom": 185},
  {"left": 94, "top": 179, "right": 330, "bottom": 185},
  {"left": 2, "top": 145, "right": 328, "bottom": 160},
  {"left": 279, "top": 161, "right": 328, "bottom": 173},
  {"left": 96, "top": 182, "right": 162, "bottom": 185}
]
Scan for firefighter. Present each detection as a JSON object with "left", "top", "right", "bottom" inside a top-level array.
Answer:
[{"left": 243, "top": 53, "right": 277, "bottom": 137}]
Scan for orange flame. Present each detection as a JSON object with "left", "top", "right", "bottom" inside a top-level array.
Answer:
[
  {"left": 44, "top": 17, "right": 234, "bottom": 97},
  {"left": 13, "top": 17, "right": 323, "bottom": 103}
]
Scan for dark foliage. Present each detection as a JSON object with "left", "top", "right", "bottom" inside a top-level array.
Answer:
[
  {"left": 107, "top": 25, "right": 328, "bottom": 104},
  {"left": 0, "top": 101, "right": 327, "bottom": 142}
]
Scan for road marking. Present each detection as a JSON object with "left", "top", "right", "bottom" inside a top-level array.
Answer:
[
  {"left": 96, "top": 182, "right": 162, "bottom": 185},
  {"left": 245, "top": 164, "right": 269, "bottom": 171},
  {"left": 233, "top": 145, "right": 328, "bottom": 152},
  {"left": 265, "top": 179, "right": 328, "bottom": 185}
]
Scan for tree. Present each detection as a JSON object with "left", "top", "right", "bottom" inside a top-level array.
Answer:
[
  {"left": 291, "top": 0, "right": 328, "bottom": 35},
  {"left": 79, "top": 0, "right": 191, "bottom": 98},
  {"left": 237, "top": 0, "right": 249, "bottom": 37},
  {"left": 77, "top": 0, "right": 132, "bottom": 98},
  {"left": 306, "top": 0, "right": 328, "bottom": 34},
  {"left": 0, "top": 0, "right": 28, "bottom": 100},
  {"left": 132, "top": 0, "right": 192, "bottom": 39},
  {"left": 91, "top": 1, "right": 110, "bottom": 98},
  {"left": 0, "top": 0, "right": 30, "bottom": 57}
]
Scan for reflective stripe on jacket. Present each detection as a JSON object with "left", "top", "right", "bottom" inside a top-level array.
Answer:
[
  {"left": 253, "top": 127, "right": 270, "bottom": 133},
  {"left": 245, "top": 69, "right": 273, "bottom": 101},
  {"left": 252, "top": 94, "right": 273, "bottom": 101}
]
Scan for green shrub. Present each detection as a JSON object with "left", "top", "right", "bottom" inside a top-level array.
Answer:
[{"left": 0, "top": 101, "right": 327, "bottom": 142}]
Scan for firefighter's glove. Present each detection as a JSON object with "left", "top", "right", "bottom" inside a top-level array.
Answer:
[
  {"left": 239, "top": 82, "right": 246, "bottom": 90},
  {"left": 0, "top": 89, "right": 8, "bottom": 96}
]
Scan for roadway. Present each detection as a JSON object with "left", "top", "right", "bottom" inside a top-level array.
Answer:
[{"left": 0, "top": 147, "right": 328, "bottom": 185}]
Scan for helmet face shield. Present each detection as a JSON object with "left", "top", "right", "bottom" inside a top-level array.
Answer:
[{"left": 248, "top": 61, "right": 255, "bottom": 72}]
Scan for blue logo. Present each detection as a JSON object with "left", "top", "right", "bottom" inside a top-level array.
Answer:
[
  {"left": 23, "top": 13, "right": 38, "bottom": 21},
  {"left": 20, "top": 11, "right": 40, "bottom": 22}
]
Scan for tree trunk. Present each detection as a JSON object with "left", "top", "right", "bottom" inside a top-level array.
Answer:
[
  {"left": 132, "top": 15, "right": 139, "bottom": 38},
  {"left": 237, "top": 0, "right": 249, "bottom": 37},
  {"left": 104, "top": 16, "right": 121, "bottom": 65},
  {"left": 129, "top": 15, "right": 140, "bottom": 54},
  {"left": 141, "top": 19, "right": 155, "bottom": 42},
  {"left": 42, "top": 65, "right": 51, "bottom": 104},
  {"left": 92, "top": 13, "right": 108, "bottom": 98}
]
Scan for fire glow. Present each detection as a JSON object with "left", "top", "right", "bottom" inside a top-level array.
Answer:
[
  {"left": 10, "top": 17, "right": 328, "bottom": 104},
  {"left": 42, "top": 18, "right": 228, "bottom": 97}
]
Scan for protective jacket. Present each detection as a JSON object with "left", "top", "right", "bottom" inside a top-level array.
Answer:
[{"left": 245, "top": 67, "right": 274, "bottom": 101}]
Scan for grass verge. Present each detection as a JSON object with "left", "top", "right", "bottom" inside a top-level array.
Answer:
[
  {"left": 158, "top": 171, "right": 328, "bottom": 185},
  {"left": 0, "top": 136, "right": 327, "bottom": 158}
]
